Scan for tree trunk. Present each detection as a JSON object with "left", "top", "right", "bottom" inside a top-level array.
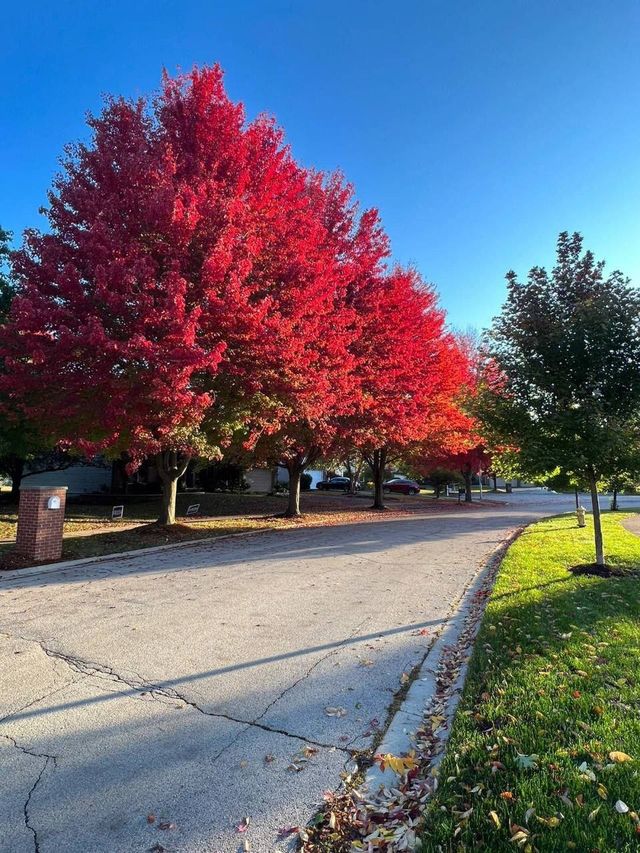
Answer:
[
  {"left": 160, "top": 477, "right": 178, "bottom": 525},
  {"left": 155, "top": 450, "right": 190, "bottom": 526},
  {"left": 463, "top": 468, "right": 472, "bottom": 503},
  {"left": 8, "top": 456, "right": 24, "bottom": 501},
  {"left": 371, "top": 448, "right": 387, "bottom": 510},
  {"left": 110, "top": 458, "right": 128, "bottom": 494},
  {"left": 284, "top": 462, "right": 302, "bottom": 518},
  {"left": 588, "top": 469, "right": 605, "bottom": 566},
  {"left": 492, "top": 474, "right": 498, "bottom": 492},
  {"left": 349, "top": 458, "right": 364, "bottom": 495},
  {"left": 434, "top": 484, "right": 441, "bottom": 499},
  {"left": 612, "top": 487, "right": 618, "bottom": 511}
]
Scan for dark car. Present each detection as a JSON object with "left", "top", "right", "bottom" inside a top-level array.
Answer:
[
  {"left": 383, "top": 477, "right": 421, "bottom": 495},
  {"left": 316, "top": 476, "right": 359, "bottom": 491}
]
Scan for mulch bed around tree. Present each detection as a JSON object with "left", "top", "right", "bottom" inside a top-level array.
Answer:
[{"left": 569, "top": 562, "right": 626, "bottom": 577}]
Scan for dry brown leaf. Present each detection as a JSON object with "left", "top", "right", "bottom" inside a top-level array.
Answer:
[{"left": 609, "top": 751, "right": 632, "bottom": 763}]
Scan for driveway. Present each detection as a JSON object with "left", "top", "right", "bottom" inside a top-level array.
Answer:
[{"left": 0, "top": 490, "right": 590, "bottom": 852}]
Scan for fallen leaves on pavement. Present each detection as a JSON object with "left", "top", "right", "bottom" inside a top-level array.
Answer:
[{"left": 299, "top": 555, "right": 499, "bottom": 852}]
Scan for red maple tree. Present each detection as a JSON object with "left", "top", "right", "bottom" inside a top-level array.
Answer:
[
  {"left": 428, "top": 440, "right": 491, "bottom": 502},
  {"left": 415, "top": 339, "right": 493, "bottom": 502},
  {"left": 345, "top": 266, "right": 471, "bottom": 509},
  {"left": 233, "top": 175, "right": 389, "bottom": 516},
  {"left": 2, "top": 64, "right": 471, "bottom": 525},
  {"left": 3, "top": 66, "right": 354, "bottom": 524}
]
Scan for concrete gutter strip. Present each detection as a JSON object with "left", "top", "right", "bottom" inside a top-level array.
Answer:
[{"left": 364, "top": 527, "right": 523, "bottom": 793}]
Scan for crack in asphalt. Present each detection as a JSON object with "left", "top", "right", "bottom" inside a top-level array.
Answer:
[
  {"left": 253, "top": 615, "right": 371, "bottom": 726},
  {"left": 0, "top": 679, "right": 77, "bottom": 727},
  {"left": 1, "top": 735, "right": 57, "bottom": 853},
  {"left": 203, "top": 615, "right": 373, "bottom": 766},
  {"left": 0, "top": 631, "right": 82, "bottom": 726},
  {"left": 35, "top": 643, "right": 352, "bottom": 754}
]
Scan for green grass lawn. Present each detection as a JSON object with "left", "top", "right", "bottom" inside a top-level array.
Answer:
[{"left": 422, "top": 512, "right": 640, "bottom": 852}]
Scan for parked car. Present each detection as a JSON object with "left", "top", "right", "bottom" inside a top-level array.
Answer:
[
  {"left": 383, "top": 477, "right": 421, "bottom": 495},
  {"left": 316, "top": 476, "right": 360, "bottom": 491}
]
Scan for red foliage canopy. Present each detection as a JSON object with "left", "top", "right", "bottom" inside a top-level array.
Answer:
[
  {"left": 346, "top": 266, "right": 471, "bottom": 460},
  {"left": 240, "top": 175, "right": 390, "bottom": 478},
  {"left": 1, "top": 64, "right": 476, "bottom": 520},
  {"left": 2, "top": 67, "right": 378, "bottom": 477}
]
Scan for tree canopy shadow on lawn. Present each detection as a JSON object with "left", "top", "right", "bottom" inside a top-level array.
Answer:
[{"left": 421, "top": 514, "right": 640, "bottom": 852}]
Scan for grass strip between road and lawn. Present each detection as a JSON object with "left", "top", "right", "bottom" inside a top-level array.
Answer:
[{"left": 421, "top": 512, "right": 640, "bottom": 852}]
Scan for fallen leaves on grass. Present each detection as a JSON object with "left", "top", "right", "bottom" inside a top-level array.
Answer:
[
  {"left": 420, "top": 513, "right": 640, "bottom": 852},
  {"left": 515, "top": 753, "right": 539, "bottom": 770},
  {"left": 609, "top": 750, "right": 633, "bottom": 763}
]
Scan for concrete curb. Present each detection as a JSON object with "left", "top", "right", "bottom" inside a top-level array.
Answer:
[
  {"left": 0, "top": 526, "right": 273, "bottom": 583},
  {"left": 363, "top": 526, "right": 524, "bottom": 792},
  {"left": 0, "top": 500, "right": 496, "bottom": 584}
]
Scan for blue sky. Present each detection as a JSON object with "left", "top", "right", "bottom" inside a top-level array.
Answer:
[{"left": 2, "top": 0, "right": 639, "bottom": 330}]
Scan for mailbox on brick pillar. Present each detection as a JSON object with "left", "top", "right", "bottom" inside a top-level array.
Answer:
[{"left": 16, "top": 486, "right": 68, "bottom": 563}]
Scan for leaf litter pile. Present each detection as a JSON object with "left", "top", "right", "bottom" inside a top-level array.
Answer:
[{"left": 298, "top": 547, "right": 499, "bottom": 852}]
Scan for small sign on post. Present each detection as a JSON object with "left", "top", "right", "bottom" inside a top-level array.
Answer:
[
  {"left": 186, "top": 504, "right": 200, "bottom": 517},
  {"left": 111, "top": 505, "right": 124, "bottom": 520}
]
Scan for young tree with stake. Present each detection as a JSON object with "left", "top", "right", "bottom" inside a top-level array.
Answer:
[{"left": 482, "top": 232, "right": 640, "bottom": 566}]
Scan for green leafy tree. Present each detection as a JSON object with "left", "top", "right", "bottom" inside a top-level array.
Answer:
[
  {"left": 484, "top": 446, "right": 523, "bottom": 491},
  {"left": 424, "top": 467, "right": 462, "bottom": 498},
  {"left": 0, "top": 227, "right": 27, "bottom": 497},
  {"left": 482, "top": 232, "right": 640, "bottom": 566},
  {"left": 601, "top": 425, "right": 640, "bottom": 509},
  {"left": 0, "top": 228, "right": 75, "bottom": 498}
]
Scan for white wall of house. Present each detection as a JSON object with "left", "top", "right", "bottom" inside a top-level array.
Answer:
[
  {"left": 276, "top": 467, "right": 324, "bottom": 488},
  {"left": 23, "top": 464, "right": 111, "bottom": 494}
]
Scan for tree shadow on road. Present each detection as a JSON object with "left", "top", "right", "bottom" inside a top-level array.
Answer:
[{"left": 0, "top": 506, "right": 574, "bottom": 591}]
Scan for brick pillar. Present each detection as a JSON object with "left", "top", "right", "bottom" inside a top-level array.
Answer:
[{"left": 16, "top": 486, "right": 68, "bottom": 563}]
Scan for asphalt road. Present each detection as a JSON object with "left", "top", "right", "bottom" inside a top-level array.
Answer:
[{"left": 0, "top": 490, "right": 605, "bottom": 852}]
